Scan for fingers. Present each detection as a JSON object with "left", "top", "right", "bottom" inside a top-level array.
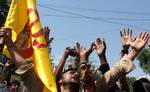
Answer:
[
  {"left": 130, "top": 29, "right": 132, "bottom": 37},
  {"left": 47, "top": 38, "right": 54, "bottom": 45},
  {"left": 138, "top": 32, "right": 142, "bottom": 38},
  {"left": 127, "top": 28, "right": 132, "bottom": 37},
  {"left": 91, "top": 42, "right": 96, "bottom": 50},
  {"left": 120, "top": 31, "right": 123, "bottom": 37},
  {"left": 120, "top": 28, "right": 132, "bottom": 37},
  {"left": 143, "top": 32, "right": 149, "bottom": 42},
  {"left": 138, "top": 32, "right": 149, "bottom": 41},
  {"left": 102, "top": 38, "right": 106, "bottom": 47},
  {"left": 96, "top": 37, "right": 105, "bottom": 46},
  {"left": 96, "top": 38, "right": 102, "bottom": 45},
  {"left": 76, "top": 42, "right": 81, "bottom": 52},
  {"left": 124, "top": 29, "right": 126, "bottom": 36},
  {"left": 43, "top": 26, "right": 50, "bottom": 36}
]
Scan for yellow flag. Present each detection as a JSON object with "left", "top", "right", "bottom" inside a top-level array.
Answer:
[
  {"left": 4, "top": 0, "right": 58, "bottom": 92},
  {"left": 5, "top": 0, "right": 28, "bottom": 38}
]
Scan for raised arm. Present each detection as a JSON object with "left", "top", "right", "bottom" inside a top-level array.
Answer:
[
  {"left": 1, "top": 28, "right": 25, "bottom": 68},
  {"left": 96, "top": 32, "right": 149, "bottom": 92},
  {"left": 120, "top": 28, "right": 132, "bottom": 56},
  {"left": 54, "top": 47, "right": 73, "bottom": 76},
  {"left": 43, "top": 26, "right": 54, "bottom": 46},
  {"left": 129, "top": 32, "right": 149, "bottom": 61},
  {"left": 95, "top": 38, "right": 109, "bottom": 74},
  {"left": 119, "top": 28, "right": 132, "bottom": 92},
  {"left": 76, "top": 42, "right": 95, "bottom": 63}
]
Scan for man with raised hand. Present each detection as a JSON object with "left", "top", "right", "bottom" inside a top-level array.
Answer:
[{"left": 96, "top": 32, "right": 149, "bottom": 92}]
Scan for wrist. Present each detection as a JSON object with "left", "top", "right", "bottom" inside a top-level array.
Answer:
[
  {"left": 127, "top": 49, "right": 139, "bottom": 61},
  {"left": 121, "top": 49, "right": 128, "bottom": 54},
  {"left": 123, "top": 46, "right": 129, "bottom": 51},
  {"left": 98, "top": 53, "right": 105, "bottom": 57}
]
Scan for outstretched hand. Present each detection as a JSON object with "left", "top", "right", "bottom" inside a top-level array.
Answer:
[
  {"left": 130, "top": 32, "right": 149, "bottom": 51},
  {"left": 75, "top": 42, "right": 96, "bottom": 63},
  {"left": 120, "top": 28, "right": 132, "bottom": 50},
  {"left": 95, "top": 38, "right": 106, "bottom": 56},
  {"left": 43, "top": 26, "right": 54, "bottom": 45}
]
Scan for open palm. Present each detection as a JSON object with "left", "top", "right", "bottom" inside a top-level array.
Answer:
[
  {"left": 130, "top": 32, "right": 149, "bottom": 50},
  {"left": 95, "top": 38, "right": 106, "bottom": 56},
  {"left": 120, "top": 28, "right": 132, "bottom": 49}
]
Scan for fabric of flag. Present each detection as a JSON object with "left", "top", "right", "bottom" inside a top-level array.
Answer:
[
  {"left": 5, "top": 0, "right": 28, "bottom": 41},
  {"left": 4, "top": 0, "right": 58, "bottom": 92},
  {"left": 4, "top": 0, "right": 32, "bottom": 60}
]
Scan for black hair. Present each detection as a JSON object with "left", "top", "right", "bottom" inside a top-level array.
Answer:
[
  {"left": 62, "top": 82, "right": 80, "bottom": 92},
  {"left": 133, "top": 78, "right": 150, "bottom": 92},
  {"left": 63, "top": 68, "right": 77, "bottom": 74},
  {"left": 8, "top": 80, "right": 20, "bottom": 87}
]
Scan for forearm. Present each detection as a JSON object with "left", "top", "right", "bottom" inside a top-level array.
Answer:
[
  {"left": 98, "top": 54, "right": 110, "bottom": 74},
  {"left": 98, "top": 54, "right": 108, "bottom": 65},
  {"left": 102, "top": 55, "right": 135, "bottom": 85},
  {"left": 54, "top": 54, "right": 68, "bottom": 76},
  {"left": 121, "top": 49, "right": 128, "bottom": 58},
  {"left": 6, "top": 40, "right": 25, "bottom": 67},
  {"left": 127, "top": 49, "right": 139, "bottom": 61}
]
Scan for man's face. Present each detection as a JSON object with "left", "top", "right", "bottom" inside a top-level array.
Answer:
[
  {"left": 62, "top": 70, "right": 80, "bottom": 84},
  {"left": 9, "top": 83, "right": 19, "bottom": 92}
]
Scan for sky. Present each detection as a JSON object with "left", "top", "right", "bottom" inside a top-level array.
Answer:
[{"left": 37, "top": 0, "right": 150, "bottom": 78}]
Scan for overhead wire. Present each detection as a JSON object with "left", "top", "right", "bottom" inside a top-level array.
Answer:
[
  {"left": 38, "top": 4, "right": 150, "bottom": 31},
  {"left": 38, "top": 3, "right": 150, "bottom": 16},
  {"left": 42, "top": 14, "right": 150, "bottom": 21}
]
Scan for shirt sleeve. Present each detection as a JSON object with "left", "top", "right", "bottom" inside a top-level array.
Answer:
[
  {"left": 103, "top": 55, "right": 135, "bottom": 85},
  {"left": 96, "top": 55, "right": 135, "bottom": 92},
  {"left": 98, "top": 63, "right": 110, "bottom": 75}
]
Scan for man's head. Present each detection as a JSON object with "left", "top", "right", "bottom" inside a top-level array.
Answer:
[
  {"left": 81, "top": 63, "right": 91, "bottom": 72},
  {"left": 60, "top": 68, "right": 80, "bottom": 92},
  {"left": 133, "top": 78, "right": 150, "bottom": 92},
  {"left": 61, "top": 68, "right": 80, "bottom": 84},
  {"left": 8, "top": 80, "right": 20, "bottom": 92}
]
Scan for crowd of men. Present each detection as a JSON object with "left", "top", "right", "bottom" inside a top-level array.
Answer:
[{"left": 0, "top": 25, "right": 150, "bottom": 92}]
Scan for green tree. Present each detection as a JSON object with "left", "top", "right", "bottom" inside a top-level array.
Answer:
[
  {"left": 126, "top": 76, "right": 136, "bottom": 92},
  {"left": 0, "top": 0, "right": 10, "bottom": 27},
  {"left": 137, "top": 47, "right": 150, "bottom": 74}
]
